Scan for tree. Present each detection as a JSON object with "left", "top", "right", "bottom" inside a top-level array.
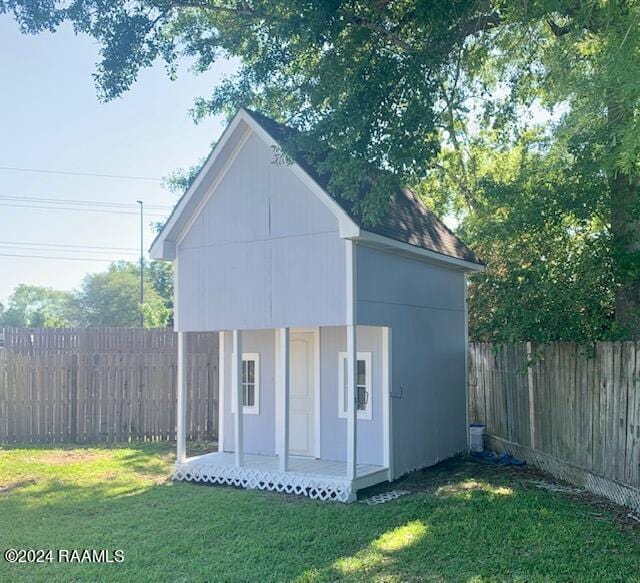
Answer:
[
  {"left": 0, "top": 0, "right": 490, "bottom": 221},
  {"left": 140, "top": 259, "right": 174, "bottom": 326},
  {"left": 76, "top": 261, "right": 170, "bottom": 327},
  {"left": 462, "top": 2, "right": 640, "bottom": 336},
  {"left": 1, "top": 262, "right": 173, "bottom": 328},
  {"left": 0, "top": 285, "right": 74, "bottom": 327},
  {"left": 417, "top": 128, "right": 616, "bottom": 343},
  {"left": 147, "top": 260, "right": 173, "bottom": 304},
  {"left": 4, "top": 1, "right": 640, "bottom": 335}
]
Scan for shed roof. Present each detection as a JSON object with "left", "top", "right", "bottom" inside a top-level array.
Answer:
[{"left": 243, "top": 108, "right": 482, "bottom": 266}]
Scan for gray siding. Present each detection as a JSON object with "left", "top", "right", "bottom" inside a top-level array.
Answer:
[
  {"left": 319, "top": 326, "right": 383, "bottom": 466},
  {"left": 176, "top": 132, "right": 346, "bottom": 331},
  {"left": 222, "top": 329, "right": 276, "bottom": 456},
  {"left": 356, "top": 244, "right": 465, "bottom": 316},
  {"left": 222, "top": 326, "right": 384, "bottom": 466},
  {"left": 355, "top": 244, "right": 467, "bottom": 478}
]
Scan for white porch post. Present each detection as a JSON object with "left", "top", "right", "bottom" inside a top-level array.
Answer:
[
  {"left": 232, "top": 329, "right": 244, "bottom": 467},
  {"left": 382, "top": 326, "right": 392, "bottom": 476},
  {"left": 464, "top": 273, "right": 470, "bottom": 450},
  {"left": 346, "top": 239, "right": 357, "bottom": 481},
  {"left": 278, "top": 327, "right": 290, "bottom": 472},
  {"left": 346, "top": 324, "right": 357, "bottom": 480},
  {"left": 218, "top": 331, "right": 225, "bottom": 452},
  {"left": 176, "top": 331, "right": 187, "bottom": 463}
]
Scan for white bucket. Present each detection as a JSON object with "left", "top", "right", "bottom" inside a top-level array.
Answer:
[{"left": 469, "top": 424, "right": 485, "bottom": 453}]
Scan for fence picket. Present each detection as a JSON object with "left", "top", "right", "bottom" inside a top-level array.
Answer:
[
  {"left": 469, "top": 341, "right": 640, "bottom": 504},
  {"left": 0, "top": 328, "right": 217, "bottom": 444}
]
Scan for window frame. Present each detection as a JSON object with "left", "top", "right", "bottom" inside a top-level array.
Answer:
[
  {"left": 338, "top": 351, "right": 373, "bottom": 421},
  {"left": 231, "top": 352, "right": 260, "bottom": 415}
]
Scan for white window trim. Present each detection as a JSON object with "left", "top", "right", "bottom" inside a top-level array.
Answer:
[
  {"left": 338, "top": 351, "right": 372, "bottom": 421},
  {"left": 231, "top": 352, "right": 260, "bottom": 415}
]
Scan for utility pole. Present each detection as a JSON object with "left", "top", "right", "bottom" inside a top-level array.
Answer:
[{"left": 137, "top": 200, "right": 144, "bottom": 328}]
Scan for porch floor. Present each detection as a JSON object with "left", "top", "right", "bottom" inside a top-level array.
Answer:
[
  {"left": 185, "top": 451, "right": 384, "bottom": 478},
  {"left": 174, "top": 452, "right": 388, "bottom": 502}
]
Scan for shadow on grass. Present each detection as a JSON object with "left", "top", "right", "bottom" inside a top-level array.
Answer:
[{"left": 0, "top": 448, "right": 639, "bottom": 582}]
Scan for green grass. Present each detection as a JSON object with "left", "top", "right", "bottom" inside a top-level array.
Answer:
[{"left": 0, "top": 443, "right": 639, "bottom": 582}]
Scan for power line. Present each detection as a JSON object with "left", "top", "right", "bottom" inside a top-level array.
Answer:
[
  {"left": 0, "top": 252, "right": 122, "bottom": 262},
  {"left": 0, "top": 202, "right": 167, "bottom": 218},
  {"left": 0, "top": 240, "right": 138, "bottom": 252},
  {"left": 0, "top": 165, "right": 162, "bottom": 182},
  {"left": 0, "top": 245, "right": 139, "bottom": 257},
  {"left": 0, "top": 194, "right": 172, "bottom": 210}
]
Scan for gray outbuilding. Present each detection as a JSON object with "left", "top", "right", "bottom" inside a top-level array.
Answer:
[{"left": 150, "top": 108, "right": 484, "bottom": 502}]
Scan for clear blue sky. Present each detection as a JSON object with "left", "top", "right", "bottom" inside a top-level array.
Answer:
[{"left": 0, "top": 14, "right": 238, "bottom": 303}]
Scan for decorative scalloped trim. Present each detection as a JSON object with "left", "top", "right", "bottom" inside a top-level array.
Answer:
[{"left": 173, "top": 462, "right": 353, "bottom": 503}]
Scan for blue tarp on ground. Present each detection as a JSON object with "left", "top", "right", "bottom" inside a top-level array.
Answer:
[{"left": 471, "top": 450, "right": 526, "bottom": 466}]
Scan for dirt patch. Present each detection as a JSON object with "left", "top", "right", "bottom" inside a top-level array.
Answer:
[
  {"left": 0, "top": 478, "right": 37, "bottom": 494},
  {"left": 360, "top": 454, "right": 640, "bottom": 532},
  {"left": 34, "top": 450, "right": 110, "bottom": 465}
]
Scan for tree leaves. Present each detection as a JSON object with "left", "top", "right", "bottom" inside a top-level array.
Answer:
[{"left": 5, "top": 0, "right": 640, "bottom": 337}]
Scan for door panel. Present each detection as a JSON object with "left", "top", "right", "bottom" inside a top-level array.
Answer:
[
  {"left": 289, "top": 332, "right": 315, "bottom": 456},
  {"left": 290, "top": 412, "right": 311, "bottom": 452}
]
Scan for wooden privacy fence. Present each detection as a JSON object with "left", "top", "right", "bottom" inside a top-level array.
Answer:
[
  {"left": 1, "top": 326, "right": 217, "bottom": 355},
  {"left": 0, "top": 328, "right": 218, "bottom": 444},
  {"left": 469, "top": 342, "right": 640, "bottom": 511}
]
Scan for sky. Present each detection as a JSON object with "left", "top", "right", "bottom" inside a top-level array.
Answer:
[{"left": 0, "top": 14, "right": 238, "bottom": 304}]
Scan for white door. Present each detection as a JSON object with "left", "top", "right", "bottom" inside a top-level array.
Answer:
[{"left": 289, "top": 331, "right": 315, "bottom": 457}]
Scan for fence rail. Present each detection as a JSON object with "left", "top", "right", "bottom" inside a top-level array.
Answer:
[
  {"left": 469, "top": 342, "right": 640, "bottom": 510},
  {"left": 1, "top": 327, "right": 215, "bottom": 354},
  {"left": 0, "top": 328, "right": 218, "bottom": 444}
]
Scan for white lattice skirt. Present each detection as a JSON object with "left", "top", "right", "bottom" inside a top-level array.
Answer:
[{"left": 173, "top": 461, "right": 354, "bottom": 502}]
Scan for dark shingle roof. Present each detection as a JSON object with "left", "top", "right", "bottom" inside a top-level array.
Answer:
[{"left": 244, "top": 108, "right": 482, "bottom": 266}]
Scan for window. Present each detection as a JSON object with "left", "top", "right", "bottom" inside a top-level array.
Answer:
[
  {"left": 338, "top": 352, "right": 372, "bottom": 420},
  {"left": 232, "top": 353, "right": 260, "bottom": 415}
]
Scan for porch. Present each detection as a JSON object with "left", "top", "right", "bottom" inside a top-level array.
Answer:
[
  {"left": 174, "top": 452, "right": 388, "bottom": 502},
  {"left": 174, "top": 325, "right": 392, "bottom": 502}
]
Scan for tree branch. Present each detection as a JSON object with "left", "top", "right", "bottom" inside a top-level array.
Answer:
[
  {"left": 169, "top": 0, "right": 260, "bottom": 18},
  {"left": 546, "top": 18, "right": 571, "bottom": 38},
  {"left": 352, "top": 16, "right": 414, "bottom": 52},
  {"left": 437, "top": 77, "right": 478, "bottom": 211},
  {"left": 458, "top": 10, "right": 501, "bottom": 38}
]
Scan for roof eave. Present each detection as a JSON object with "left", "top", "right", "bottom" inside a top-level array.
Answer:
[{"left": 353, "top": 230, "right": 485, "bottom": 272}]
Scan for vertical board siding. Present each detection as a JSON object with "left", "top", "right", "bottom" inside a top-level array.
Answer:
[
  {"left": 0, "top": 328, "right": 218, "bottom": 444},
  {"left": 177, "top": 132, "right": 347, "bottom": 332},
  {"left": 469, "top": 342, "right": 640, "bottom": 491}
]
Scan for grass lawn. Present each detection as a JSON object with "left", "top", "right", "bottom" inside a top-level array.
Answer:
[{"left": 0, "top": 443, "right": 639, "bottom": 582}]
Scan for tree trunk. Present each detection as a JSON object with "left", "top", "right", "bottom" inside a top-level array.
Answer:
[{"left": 608, "top": 99, "right": 640, "bottom": 337}]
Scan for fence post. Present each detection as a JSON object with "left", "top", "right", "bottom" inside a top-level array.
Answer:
[
  {"left": 70, "top": 354, "right": 78, "bottom": 443},
  {"left": 0, "top": 352, "right": 5, "bottom": 444},
  {"left": 205, "top": 355, "right": 216, "bottom": 439},
  {"left": 526, "top": 341, "right": 536, "bottom": 450}
]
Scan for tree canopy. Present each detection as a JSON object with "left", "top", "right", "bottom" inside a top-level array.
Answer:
[
  {"left": 75, "top": 261, "right": 171, "bottom": 327},
  {"left": 0, "top": 262, "right": 173, "bottom": 328},
  {"left": 0, "top": 285, "right": 74, "bottom": 327},
  {"left": 4, "top": 0, "right": 640, "bottom": 340}
]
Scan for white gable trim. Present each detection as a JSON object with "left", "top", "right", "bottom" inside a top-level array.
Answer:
[
  {"left": 176, "top": 127, "right": 252, "bottom": 247},
  {"left": 150, "top": 112, "right": 246, "bottom": 260},
  {"left": 150, "top": 109, "right": 359, "bottom": 260}
]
